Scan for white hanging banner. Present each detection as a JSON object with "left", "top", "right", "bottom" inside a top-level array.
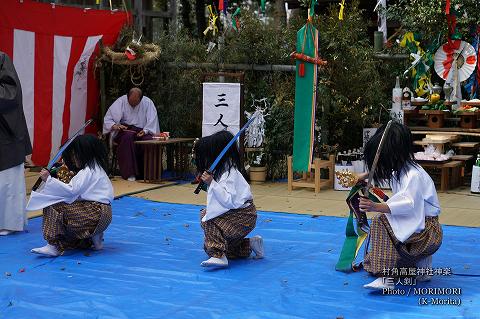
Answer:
[
  {"left": 202, "top": 83, "right": 241, "bottom": 137},
  {"left": 375, "top": 0, "right": 387, "bottom": 42}
]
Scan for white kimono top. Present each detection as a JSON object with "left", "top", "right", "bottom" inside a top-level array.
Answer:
[
  {"left": 385, "top": 163, "right": 441, "bottom": 243},
  {"left": 202, "top": 168, "right": 253, "bottom": 222},
  {"left": 103, "top": 95, "right": 160, "bottom": 135},
  {"left": 27, "top": 164, "right": 114, "bottom": 211}
]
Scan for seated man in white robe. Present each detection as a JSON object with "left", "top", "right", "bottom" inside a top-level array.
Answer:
[{"left": 103, "top": 88, "right": 160, "bottom": 181}]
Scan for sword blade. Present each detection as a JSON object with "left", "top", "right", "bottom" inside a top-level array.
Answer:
[
  {"left": 364, "top": 120, "right": 393, "bottom": 194},
  {"left": 47, "top": 119, "right": 94, "bottom": 169},
  {"left": 32, "top": 119, "right": 94, "bottom": 191},
  {"left": 194, "top": 111, "right": 259, "bottom": 194}
]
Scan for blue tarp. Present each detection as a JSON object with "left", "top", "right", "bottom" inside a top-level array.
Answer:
[{"left": 1, "top": 196, "right": 479, "bottom": 318}]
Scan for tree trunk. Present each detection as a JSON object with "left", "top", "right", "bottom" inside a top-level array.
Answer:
[
  {"left": 273, "top": 0, "right": 286, "bottom": 28},
  {"left": 180, "top": 0, "right": 193, "bottom": 33},
  {"left": 195, "top": 0, "right": 206, "bottom": 37}
]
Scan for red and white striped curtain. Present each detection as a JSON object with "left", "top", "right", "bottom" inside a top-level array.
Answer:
[{"left": 0, "top": 0, "right": 129, "bottom": 166}]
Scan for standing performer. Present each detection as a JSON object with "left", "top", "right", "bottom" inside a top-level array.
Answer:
[
  {"left": 0, "top": 51, "right": 32, "bottom": 236},
  {"left": 27, "top": 135, "right": 113, "bottom": 257},
  {"left": 194, "top": 130, "right": 264, "bottom": 268},
  {"left": 103, "top": 87, "right": 160, "bottom": 181},
  {"left": 359, "top": 122, "right": 443, "bottom": 289}
]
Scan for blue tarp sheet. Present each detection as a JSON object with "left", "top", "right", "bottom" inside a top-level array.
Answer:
[{"left": 1, "top": 196, "right": 479, "bottom": 318}]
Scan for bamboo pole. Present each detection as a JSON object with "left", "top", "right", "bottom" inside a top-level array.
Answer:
[{"left": 165, "top": 62, "right": 296, "bottom": 72}]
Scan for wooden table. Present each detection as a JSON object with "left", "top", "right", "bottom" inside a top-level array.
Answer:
[
  {"left": 410, "top": 126, "right": 480, "bottom": 137},
  {"left": 419, "top": 160, "right": 463, "bottom": 192},
  {"left": 135, "top": 138, "right": 196, "bottom": 183}
]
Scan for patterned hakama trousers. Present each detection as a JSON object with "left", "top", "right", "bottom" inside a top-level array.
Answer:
[
  {"left": 200, "top": 203, "right": 257, "bottom": 259},
  {"left": 363, "top": 214, "right": 443, "bottom": 276},
  {"left": 42, "top": 201, "right": 112, "bottom": 253}
]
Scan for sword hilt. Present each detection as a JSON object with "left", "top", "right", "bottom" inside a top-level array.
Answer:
[
  {"left": 31, "top": 177, "right": 43, "bottom": 192},
  {"left": 32, "top": 167, "right": 50, "bottom": 191},
  {"left": 193, "top": 170, "right": 212, "bottom": 194}
]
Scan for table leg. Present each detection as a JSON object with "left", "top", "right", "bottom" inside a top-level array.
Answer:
[
  {"left": 149, "top": 144, "right": 154, "bottom": 182},
  {"left": 441, "top": 167, "right": 448, "bottom": 192},
  {"left": 175, "top": 143, "right": 180, "bottom": 179},
  {"left": 159, "top": 145, "right": 164, "bottom": 182},
  {"left": 143, "top": 145, "right": 148, "bottom": 183},
  {"left": 153, "top": 145, "right": 158, "bottom": 182}
]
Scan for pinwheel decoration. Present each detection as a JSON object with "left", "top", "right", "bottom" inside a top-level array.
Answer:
[{"left": 434, "top": 40, "right": 477, "bottom": 82}]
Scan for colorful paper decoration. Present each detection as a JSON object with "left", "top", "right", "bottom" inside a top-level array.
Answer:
[
  {"left": 399, "top": 32, "right": 434, "bottom": 97},
  {"left": 338, "top": 0, "right": 345, "bottom": 20},
  {"left": 232, "top": 7, "right": 241, "bottom": 31},
  {"left": 203, "top": 5, "right": 218, "bottom": 36},
  {"left": 464, "top": 26, "right": 480, "bottom": 99},
  {"left": 260, "top": 0, "right": 266, "bottom": 14}
]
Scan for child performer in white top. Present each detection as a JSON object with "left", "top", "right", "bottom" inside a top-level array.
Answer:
[
  {"left": 358, "top": 122, "right": 443, "bottom": 290},
  {"left": 27, "top": 135, "right": 114, "bottom": 257},
  {"left": 194, "top": 130, "right": 264, "bottom": 268}
]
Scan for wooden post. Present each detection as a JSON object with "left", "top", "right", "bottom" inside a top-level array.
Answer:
[
  {"left": 314, "top": 158, "right": 321, "bottom": 193},
  {"left": 328, "top": 154, "right": 335, "bottom": 187},
  {"left": 287, "top": 156, "right": 293, "bottom": 191}
]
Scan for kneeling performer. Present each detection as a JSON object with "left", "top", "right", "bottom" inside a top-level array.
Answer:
[
  {"left": 359, "top": 122, "right": 443, "bottom": 290},
  {"left": 194, "top": 130, "right": 264, "bottom": 268},
  {"left": 27, "top": 135, "right": 114, "bottom": 257}
]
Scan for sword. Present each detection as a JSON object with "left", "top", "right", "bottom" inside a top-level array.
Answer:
[
  {"left": 358, "top": 120, "right": 393, "bottom": 232},
  {"left": 31, "top": 119, "right": 94, "bottom": 191},
  {"left": 194, "top": 111, "right": 259, "bottom": 194}
]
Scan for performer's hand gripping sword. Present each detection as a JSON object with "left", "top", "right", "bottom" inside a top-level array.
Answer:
[
  {"left": 31, "top": 119, "right": 94, "bottom": 191},
  {"left": 358, "top": 120, "right": 393, "bottom": 232},
  {"left": 194, "top": 111, "right": 259, "bottom": 194}
]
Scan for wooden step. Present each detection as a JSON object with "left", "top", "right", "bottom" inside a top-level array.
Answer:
[
  {"left": 452, "top": 142, "right": 479, "bottom": 148},
  {"left": 451, "top": 155, "right": 474, "bottom": 161}
]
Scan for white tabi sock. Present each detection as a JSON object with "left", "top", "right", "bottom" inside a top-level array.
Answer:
[
  {"left": 250, "top": 235, "right": 264, "bottom": 259},
  {"left": 0, "top": 230, "right": 14, "bottom": 236},
  {"left": 363, "top": 277, "right": 395, "bottom": 290},
  {"left": 416, "top": 255, "right": 433, "bottom": 282},
  {"left": 92, "top": 232, "right": 104, "bottom": 251},
  {"left": 31, "top": 244, "right": 60, "bottom": 257},
  {"left": 201, "top": 255, "right": 228, "bottom": 268}
]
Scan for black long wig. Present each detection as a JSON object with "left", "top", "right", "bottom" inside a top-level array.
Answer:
[
  {"left": 364, "top": 122, "right": 417, "bottom": 185},
  {"left": 193, "top": 130, "right": 242, "bottom": 181},
  {"left": 62, "top": 134, "right": 109, "bottom": 173}
]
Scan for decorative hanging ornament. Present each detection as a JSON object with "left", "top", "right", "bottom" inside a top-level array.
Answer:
[
  {"left": 290, "top": 21, "right": 327, "bottom": 78},
  {"left": 125, "top": 46, "right": 136, "bottom": 60},
  {"left": 338, "top": 0, "right": 345, "bottom": 21},
  {"left": 232, "top": 8, "right": 241, "bottom": 31},
  {"left": 308, "top": 0, "right": 317, "bottom": 19},
  {"left": 399, "top": 32, "right": 434, "bottom": 97},
  {"left": 203, "top": 5, "right": 218, "bottom": 36},
  {"left": 434, "top": 40, "right": 477, "bottom": 82},
  {"left": 464, "top": 26, "right": 480, "bottom": 99},
  {"left": 244, "top": 98, "right": 270, "bottom": 148}
]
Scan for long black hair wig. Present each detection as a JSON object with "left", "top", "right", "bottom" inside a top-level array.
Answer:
[
  {"left": 193, "top": 130, "right": 242, "bottom": 181},
  {"left": 364, "top": 121, "right": 417, "bottom": 185},
  {"left": 62, "top": 134, "right": 109, "bottom": 173}
]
